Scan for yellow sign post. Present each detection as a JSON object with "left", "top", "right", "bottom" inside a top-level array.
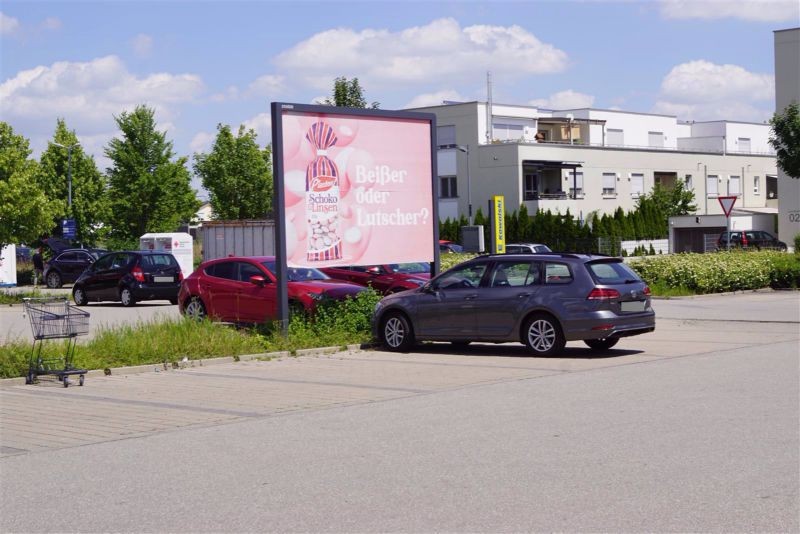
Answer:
[{"left": 492, "top": 195, "right": 506, "bottom": 254}]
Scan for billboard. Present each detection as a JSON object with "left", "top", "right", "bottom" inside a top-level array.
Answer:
[{"left": 273, "top": 104, "right": 437, "bottom": 268}]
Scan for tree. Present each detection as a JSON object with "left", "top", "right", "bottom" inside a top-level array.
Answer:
[
  {"left": 0, "top": 122, "right": 60, "bottom": 250},
  {"left": 769, "top": 102, "right": 800, "bottom": 178},
  {"left": 193, "top": 124, "right": 273, "bottom": 220},
  {"left": 37, "top": 119, "right": 109, "bottom": 245},
  {"left": 323, "top": 77, "right": 380, "bottom": 109},
  {"left": 104, "top": 105, "right": 200, "bottom": 248}
]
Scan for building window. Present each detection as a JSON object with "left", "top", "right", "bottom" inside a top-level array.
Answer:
[
  {"left": 493, "top": 123, "right": 525, "bottom": 142},
  {"left": 707, "top": 175, "right": 719, "bottom": 197},
  {"left": 685, "top": 174, "right": 693, "bottom": 190},
  {"left": 648, "top": 131, "right": 664, "bottom": 148},
  {"left": 524, "top": 174, "right": 537, "bottom": 200},
  {"left": 568, "top": 171, "right": 584, "bottom": 198},
  {"left": 728, "top": 175, "right": 740, "bottom": 196},
  {"left": 437, "top": 125, "right": 456, "bottom": 147},
  {"left": 754, "top": 175, "right": 760, "bottom": 195},
  {"left": 737, "top": 137, "right": 751, "bottom": 153},
  {"left": 630, "top": 173, "right": 644, "bottom": 197},
  {"left": 607, "top": 129, "right": 624, "bottom": 146},
  {"left": 602, "top": 173, "right": 617, "bottom": 196},
  {"left": 439, "top": 176, "right": 457, "bottom": 198}
]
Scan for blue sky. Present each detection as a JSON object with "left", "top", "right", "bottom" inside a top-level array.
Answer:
[{"left": 2, "top": 0, "right": 798, "bottom": 181}]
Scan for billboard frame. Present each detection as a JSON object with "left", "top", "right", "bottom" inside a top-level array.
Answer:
[{"left": 270, "top": 102, "right": 440, "bottom": 333}]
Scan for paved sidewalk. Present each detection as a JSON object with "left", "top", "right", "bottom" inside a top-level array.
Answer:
[{"left": 3, "top": 291, "right": 798, "bottom": 457}]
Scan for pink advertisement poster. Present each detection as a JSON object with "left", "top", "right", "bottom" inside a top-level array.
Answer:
[{"left": 280, "top": 110, "right": 434, "bottom": 268}]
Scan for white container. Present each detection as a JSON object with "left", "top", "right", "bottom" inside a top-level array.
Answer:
[
  {"left": 139, "top": 233, "right": 194, "bottom": 278},
  {"left": 0, "top": 244, "right": 18, "bottom": 287}
]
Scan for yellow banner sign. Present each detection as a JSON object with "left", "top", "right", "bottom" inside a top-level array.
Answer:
[{"left": 492, "top": 195, "right": 505, "bottom": 254}]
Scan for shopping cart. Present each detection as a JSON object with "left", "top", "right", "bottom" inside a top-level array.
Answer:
[{"left": 23, "top": 297, "right": 89, "bottom": 387}]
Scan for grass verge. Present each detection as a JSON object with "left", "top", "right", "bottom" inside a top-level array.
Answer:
[{"left": 0, "top": 290, "right": 381, "bottom": 379}]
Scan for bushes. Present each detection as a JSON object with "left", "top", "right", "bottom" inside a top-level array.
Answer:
[{"left": 629, "top": 251, "right": 800, "bottom": 294}]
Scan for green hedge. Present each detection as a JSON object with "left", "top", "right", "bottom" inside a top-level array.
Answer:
[{"left": 629, "top": 251, "right": 800, "bottom": 294}]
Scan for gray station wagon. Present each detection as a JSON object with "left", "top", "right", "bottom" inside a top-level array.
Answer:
[{"left": 372, "top": 253, "right": 655, "bottom": 356}]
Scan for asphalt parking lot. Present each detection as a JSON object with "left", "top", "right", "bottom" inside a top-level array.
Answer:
[{"left": 1, "top": 290, "right": 798, "bottom": 531}]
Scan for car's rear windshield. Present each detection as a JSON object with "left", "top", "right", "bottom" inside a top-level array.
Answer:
[
  {"left": 587, "top": 260, "right": 642, "bottom": 285},
  {"left": 141, "top": 254, "right": 178, "bottom": 268}
]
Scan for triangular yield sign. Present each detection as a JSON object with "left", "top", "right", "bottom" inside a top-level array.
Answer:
[{"left": 718, "top": 196, "right": 737, "bottom": 217}]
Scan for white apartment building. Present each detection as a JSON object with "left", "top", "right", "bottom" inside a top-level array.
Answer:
[{"left": 409, "top": 101, "right": 778, "bottom": 244}]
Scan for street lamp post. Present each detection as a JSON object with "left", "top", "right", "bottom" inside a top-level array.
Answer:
[
  {"left": 456, "top": 145, "right": 472, "bottom": 225},
  {"left": 53, "top": 142, "right": 80, "bottom": 213}
]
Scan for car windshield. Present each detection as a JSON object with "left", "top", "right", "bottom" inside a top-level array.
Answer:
[
  {"left": 262, "top": 261, "right": 329, "bottom": 282},
  {"left": 587, "top": 260, "right": 642, "bottom": 284},
  {"left": 387, "top": 262, "right": 430, "bottom": 274}
]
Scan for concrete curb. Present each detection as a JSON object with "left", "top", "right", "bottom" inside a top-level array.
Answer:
[{"left": 0, "top": 345, "right": 366, "bottom": 388}]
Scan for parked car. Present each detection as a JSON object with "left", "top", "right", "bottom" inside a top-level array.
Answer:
[
  {"left": 373, "top": 252, "right": 655, "bottom": 355},
  {"left": 321, "top": 263, "right": 431, "bottom": 295},
  {"left": 72, "top": 251, "right": 182, "bottom": 307},
  {"left": 178, "top": 256, "right": 368, "bottom": 323},
  {"left": 43, "top": 248, "right": 107, "bottom": 288},
  {"left": 504, "top": 243, "right": 552, "bottom": 254},
  {"left": 717, "top": 230, "right": 787, "bottom": 251},
  {"left": 439, "top": 240, "right": 464, "bottom": 254}
]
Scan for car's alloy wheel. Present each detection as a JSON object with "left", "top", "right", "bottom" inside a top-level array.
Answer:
[
  {"left": 523, "top": 314, "right": 565, "bottom": 356},
  {"left": 584, "top": 337, "right": 619, "bottom": 351},
  {"left": 120, "top": 287, "right": 136, "bottom": 307},
  {"left": 184, "top": 296, "right": 206, "bottom": 320},
  {"left": 46, "top": 271, "right": 62, "bottom": 289},
  {"left": 73, "top": 287, "right": 88, "bottom": 306},
  {"left": 381, "top": 312, "right": 414, "bottom": 352}
]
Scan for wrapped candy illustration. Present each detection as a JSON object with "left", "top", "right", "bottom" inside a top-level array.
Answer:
[{"left": 305, "top": 121, "right": 342, "bottom": 261}]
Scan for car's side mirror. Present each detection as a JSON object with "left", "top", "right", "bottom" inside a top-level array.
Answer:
[
  {"left": 249, "top": 275, "right": 267, "bottom": 287},
  {"left": 422, "top": 283, "right": 437, "bottom": 294}
]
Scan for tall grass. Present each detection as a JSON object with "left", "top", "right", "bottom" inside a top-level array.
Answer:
[{"left": 0, "top": 290, "right": 382, "bottom": 379}]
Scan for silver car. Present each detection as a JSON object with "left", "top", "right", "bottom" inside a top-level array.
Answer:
[{"left": 372, "top": 253, "right": 655, "bottom": 356}]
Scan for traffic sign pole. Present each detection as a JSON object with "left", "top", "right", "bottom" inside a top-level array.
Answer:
[{"left": 717, "top": 196, "right": 737, "bottom": 251}]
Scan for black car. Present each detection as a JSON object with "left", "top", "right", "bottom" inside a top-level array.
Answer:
[
  {"left": 717, "top": 230, "right": 787, "bottom": 251},
  {"left": 72, "top": 250, "right": 183, "bottom": 307},
  {"left": 43, "top": 248, "right": 107, "bottom": 288}
]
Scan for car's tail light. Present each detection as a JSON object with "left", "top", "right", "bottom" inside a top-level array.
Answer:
[
  {"left": 643, "top": 286, "right": 651, "bottom": 296},
  {"left": 178, "top": 270, "right": 184, "bottom": 282},
  {"left": 132, "top": 266, "right": 145, "bottom": 282},
  {"left": 587, "top": 288, "right": 620, "bottom": 300}
]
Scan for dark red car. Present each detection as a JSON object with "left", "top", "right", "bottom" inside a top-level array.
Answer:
[
  {"left": 178, "top": 256, "right": 367, "bottom": 323},
  {"left": 321, "top": 263, "right": 431, "bottom": 295}
]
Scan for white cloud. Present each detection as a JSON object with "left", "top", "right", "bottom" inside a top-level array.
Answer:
[
  {"left": 131, "top": 33, "right": 153, "bottom": 58},
  {"left": 246, "top": 74, "right": 285, "bottom": 97},
  {"left": 240, "top": 112, "right": 271, "bottom": 143},
  {"left": 653, "top": 60, "right": 774, "bottom": 121},
  {"left": 0, "top": 55, "right": 205, "bottom": 163},
  {"left": 211, "top": 85, "right": 240, "bottom": 102},
  {"left": 274, "top": 18, "right": 568, "bottom": 90},
  {"left": 660, "top": 0, "right": 799, "bottom": 22},
  {"left": 404, "top": 89, "right": 467, "bottom": 109},
  {"left": 529, "top": 90, "right": 595, "bottom": 110},
  {"left": 189, "top": 131, "right": 215, "bottom": 154},
  {"left": 40, "top": 17, "right": 61, "bottom": 31},
  {"left": 0, "top": 12, "right": 19, "bottom": 35}
]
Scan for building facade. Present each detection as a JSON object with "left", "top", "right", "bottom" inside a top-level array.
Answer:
[
  {"left": 774, "top": 27, "right": 800, "bottom": 249},
  {"left": 410, "top": 102, "right": 778, "bottom": 234}
]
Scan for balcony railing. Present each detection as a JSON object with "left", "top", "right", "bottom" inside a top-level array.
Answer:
[{"left": 489, "top": 138, "right": 776, "bottom": 156}]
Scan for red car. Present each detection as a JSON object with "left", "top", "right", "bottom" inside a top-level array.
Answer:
[
  {"left": 320, "top": 263, "right": 431, "bottom": 295},
  {"left": 178, "top": 256, "right": 367, "bottom": 323}
]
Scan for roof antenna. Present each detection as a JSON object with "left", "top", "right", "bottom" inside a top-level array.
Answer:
[{"left": 486, "top": 71, "right": 492, "bottom": 144}]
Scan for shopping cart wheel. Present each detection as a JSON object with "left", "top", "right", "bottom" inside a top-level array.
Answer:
[{"left": 79, "top": 375, "right": 85, "bottom": 386}]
